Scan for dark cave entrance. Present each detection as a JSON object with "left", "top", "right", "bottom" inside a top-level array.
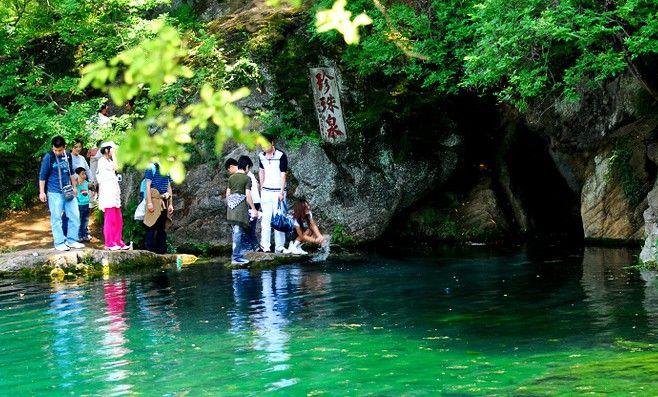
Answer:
[{"left": 502, "top": 125, "right": 584, "bottom": 241}]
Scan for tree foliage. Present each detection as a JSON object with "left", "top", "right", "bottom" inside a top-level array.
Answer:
[
  {"left": 1, "top": 0, "right": 657, "bottom": 196},
  {"left": 312, "top": 0, "right": 658, "bottom": 110}
]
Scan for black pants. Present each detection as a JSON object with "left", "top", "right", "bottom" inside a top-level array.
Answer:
[{"left": 145, "top": 212, "right": 168, "bottom": 254}]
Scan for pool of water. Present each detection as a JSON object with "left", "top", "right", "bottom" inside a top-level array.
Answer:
[{"left": 1, "top": 246, "right": 658, "bottom": 395}]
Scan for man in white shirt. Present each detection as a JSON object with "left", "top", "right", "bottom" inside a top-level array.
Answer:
[{"left": 258, "top": 134, "right": 288, "bottom": 253}]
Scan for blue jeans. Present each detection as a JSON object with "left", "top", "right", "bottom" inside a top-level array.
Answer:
[
  {"left": 231, "top": 224, "right": 247, "bottom": 261},
  {"left": 78, "top": 204, "right": 90, "bottom": 239},
  {"left": 47, "top": 192, "right": 81, "bottom": 247},
  {"left": 246, "top": 217, "right": 259, "bottom": 251}
]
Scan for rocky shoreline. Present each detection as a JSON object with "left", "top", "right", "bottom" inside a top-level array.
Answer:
[{"left": 0, "top": 247, "right": 324, "bottom": 279}]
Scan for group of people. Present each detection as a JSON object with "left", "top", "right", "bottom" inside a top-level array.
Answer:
[
  {"left": 225, "top": 134, "right": 326, "bottom": 265},
  {"left": 39, "top": 135, "right": 173, "bottom": 253},
  {"left": 38, "top": 128, "right": 323, "bottom": 264}
]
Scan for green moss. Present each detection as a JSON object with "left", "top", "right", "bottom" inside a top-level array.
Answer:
[
  {"left": 641, "top": 260, "right": 658, "bottom": 271},
  {"left": 331, "top": 224, "right": 356, "bottom": 248},
  {"left": 108, "top": 256, "right": 169, "bottom": 273},
  {"left": 608, "top": 142, "right": 648, "bottom": 208},
  {"left": 405, "top": 206, "right": 485, "bottom": 243}
]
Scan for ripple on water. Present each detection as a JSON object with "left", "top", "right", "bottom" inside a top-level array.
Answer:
[{"left": 0, "top": 249, "right": 657, "bottom": 395}]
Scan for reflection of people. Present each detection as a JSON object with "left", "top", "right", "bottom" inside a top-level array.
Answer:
[
  {"left": 144, "top": 163, "right": 173, "bottom": 254},
  {"left": 38, "top": 135, "right": 84, "bottom": 251},
  {"left": 285, "top": 198, "right": 326, "bottom": 255},
  {"left": 101, "top": 278, "right": 133, "bottom": 392},
  {"left": 258, "top": 134, "right": 288, "bottom": 253},
  {"left": 48, "top": 282, "right": 88, "bottom": 389},
  {"left": 226, "top": 156, "right": 258, "bottom": 265},
  {"left": 97, "top": 141, "right": 128, "bottom": 250}
]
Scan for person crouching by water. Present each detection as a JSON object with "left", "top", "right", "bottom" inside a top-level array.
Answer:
[
  {"left": 96, "top": 142, "right": 129, "bottom": 250},
  {"left": 226, "top": 156, "right": 258, "bottom": 265},
  {"left": 143, "top": 163, "right": 173, "bottom": 254},
  {"left": 285, "top": 198, "right": 326, "bottom": 255}
]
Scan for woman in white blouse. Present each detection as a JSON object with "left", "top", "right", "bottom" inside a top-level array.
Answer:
[{"left": 96, "top": 142, "right": 128, "bottom": 250}]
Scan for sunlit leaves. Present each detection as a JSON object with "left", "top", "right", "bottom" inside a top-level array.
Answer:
[
  {"left": 316, "top": 0, "right": 372, "bottom": 45},
  {"left": 78, "top": 22, "right": 265, "bottom": 183},
  {"left": 79, "top": 20, "right": 193, "bottom": 105},
  {"left": 115, "top": 105, "right": 192, "bottom": 183}
]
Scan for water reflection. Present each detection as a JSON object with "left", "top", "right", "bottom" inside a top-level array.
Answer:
[
  {"left": 580, "top": 247, "right": 645, "bottom": 335},
  {"left": 100, "top": 279, "right": 133, "bottom": 395},
  {"left": 230, "top": 268, "right": 297, "bottom": 363},
  {"left": 47, "top": 282, "right": 88, "bottom": 390},
  {"left": 230, "top": 266, "right": 329, "bottom": 390},
  {"left": 640, "top": 270, "right": 658, "bottom": 334},
  {"left": 134, "top": 274, "right": 180, "bottom": 339}
]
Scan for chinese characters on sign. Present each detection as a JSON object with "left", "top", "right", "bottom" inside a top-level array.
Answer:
[{"left": 310, "top": 67, "right": 347, "bottom": 143}]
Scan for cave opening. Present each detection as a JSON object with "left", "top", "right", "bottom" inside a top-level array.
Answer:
[{"left": 501, "top": 125, "right": 584, "bottom": 241}]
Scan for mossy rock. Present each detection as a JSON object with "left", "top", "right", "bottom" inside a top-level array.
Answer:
[
  {"left": 0, "top": 249, "right": 197, "bottom": 280},
  {"left": 224, "top": 251, "right": 312, "bottom": 269}
]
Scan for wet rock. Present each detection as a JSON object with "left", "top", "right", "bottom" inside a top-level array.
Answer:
[
  {"left": 640, "top": 180, "right": 658, "bottom": 264},
  {"left": 289, "top": 141, "right": 457, "bottom": 242},
  {"left": 581, "top": 154, "right": 645, "bottom": 240},
  {"left": 454, "top": 176, "right": 510, "bottom": 241},
  {"left": 0, "top": 249, "right": 196, "bottom": 278}
]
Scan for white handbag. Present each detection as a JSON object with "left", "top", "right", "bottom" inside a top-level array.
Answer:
[{"left": 134, "top": 199, "right": 146, "bottom": 221}]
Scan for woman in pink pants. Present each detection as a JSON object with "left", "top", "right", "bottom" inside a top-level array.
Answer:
[{"left": 96, "top": 142, "right": 129, "bottom": 250}]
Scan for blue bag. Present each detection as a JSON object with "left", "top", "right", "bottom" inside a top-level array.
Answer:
[{"left": 271, "top": 200, "right": 295, "bottom": 233}]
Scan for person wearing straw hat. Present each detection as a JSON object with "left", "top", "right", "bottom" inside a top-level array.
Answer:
[{"left": 96, "top": 141, "right": 130, "bottom": 250}]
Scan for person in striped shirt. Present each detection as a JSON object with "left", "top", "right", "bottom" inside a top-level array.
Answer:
[{"left": 144, "top": 163, "right": 173, "bottom": 254}]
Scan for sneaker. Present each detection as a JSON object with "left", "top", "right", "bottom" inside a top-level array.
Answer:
[
  {"left": 54, "top": 244, "right": 70, "bottom": 251},
  {"left": 66, "top": 241, "right": 85, "bottom": 249},
  {"left": 283, "top": 241, "right": 295, "bottom": 255},
  {"left": 274, "top": 247, "right": 286, "bottom": 254},
  {"left": 105, "top": 245, "right": 121, "bottom": 251},
  {"left": 289, "top": 241, "right": 307, "bottom": 255},
  {"left": 231, "top": 258, "right": 250, "bottom": 265},
  {"left": 120, "top": 242, "right": 133, "bottom": 250},
  {"left": 294, "top": 244, "right": 308, "bottom": 255}
]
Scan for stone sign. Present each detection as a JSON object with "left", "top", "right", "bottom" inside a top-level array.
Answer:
[{"left": 310, "top": 67, "right": 347, "bottom": 143}]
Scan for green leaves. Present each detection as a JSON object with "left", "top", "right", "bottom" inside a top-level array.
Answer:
[
  {"left": 78, "top": 21, "right": 265, "bottom": 183},
  {"left": 79, "top": 20, "right": 193, "bottom": 105},
  {"left": 316, "top": 0, "right": 372, "bottom": 45}
]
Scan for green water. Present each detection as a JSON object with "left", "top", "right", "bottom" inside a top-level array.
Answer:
[{"left": 2, "top": 246, "right": 658, "bottom": 396}]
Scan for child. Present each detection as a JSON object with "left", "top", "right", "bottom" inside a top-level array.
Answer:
[
  {"left": 239, "top": 155, "right": 262, "bottom": 252},
  {"left": 75, "top": 167, "right": 92, "bottom": 242},
  {"left": 226, "top": 156, "right": 258, "bottom": 265},
  {"left": 285, "top": 198, "right": 326, "bottom": 255}
]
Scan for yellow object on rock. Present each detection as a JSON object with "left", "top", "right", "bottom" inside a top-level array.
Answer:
[{"left": 50, "top": 267, "right": 65, "bottom": 281}]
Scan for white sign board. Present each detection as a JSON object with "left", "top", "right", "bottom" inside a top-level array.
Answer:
[{"left": 310, "top": 67, "right": 347, "bottom": 143}]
